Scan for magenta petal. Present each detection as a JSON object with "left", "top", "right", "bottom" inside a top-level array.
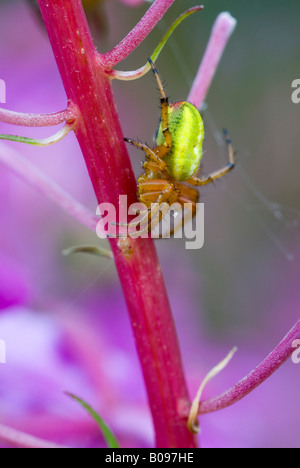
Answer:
[{"left": 0, "top": 254, "right": 31, "bottom": 310}]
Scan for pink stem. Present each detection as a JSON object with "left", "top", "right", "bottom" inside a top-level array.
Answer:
[
  {"left": 37, "top": 0, "right": 196, "bottom": 448},
  {"left": 188, "top": 12, "right": 237, "bottom": 109},
  {"left": 0, "top": 143, "right": 98, "bottom": 232},
  {"left": 101, "top": 0, "right": 176, "bottom": 68},
  {"left": 196, "top": 320, "right": 300, "bottom": 414},
  {"left": 0, "top": 423, "right": 66, "bottom": 449},
  {"left": 4, "top": 415, "right": 97, "bottom": 441},
  {"left": 0, "top": 106, "right": 76, "bottom": 127}
]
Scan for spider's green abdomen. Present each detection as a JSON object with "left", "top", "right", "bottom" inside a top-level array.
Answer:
[{"left": 156, "top": 101, "right": 204, "bottom": 181}]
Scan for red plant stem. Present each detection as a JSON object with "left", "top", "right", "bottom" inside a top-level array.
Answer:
[
  {"left": 197, "top": 320, "right": 300, "bottom": 415},
  {"left": 37, "top": 0, "right": 196, "bottom": 448},
  {"left": 101, "top": 0, "right": 176, "bottom": 68},
  {"left": 0, "top": 107, "right": 74, "bottom": 127}
]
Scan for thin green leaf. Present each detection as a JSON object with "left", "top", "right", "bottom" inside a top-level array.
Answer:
[
  {"left": 0, "top": 134, "right": 41, "bottom": 145},
  {"left": 150, "top": 6, "right": 204, "bottom": 64},
  {"left": 111, "top": 6, "right": 204, "bottom": 81},
  {"left": 66, "top": 392, "right": 120, "bottom": 448},
  {"left": 0, "top": 124, "right": 72, "bottom": 146},
  {"left": 62, "top": 245, "right": 113, "bottom": 259}
]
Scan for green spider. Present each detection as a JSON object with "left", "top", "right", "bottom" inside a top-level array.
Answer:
[{"left": 121, "top": 58, "right": 235, "bottom": 237}]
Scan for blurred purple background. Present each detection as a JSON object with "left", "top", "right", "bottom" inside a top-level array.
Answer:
[{"left": 0, "top": 0, "right": 299, "bottom": 448}]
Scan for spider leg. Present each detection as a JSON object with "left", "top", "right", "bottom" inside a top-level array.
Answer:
[
  {"left": 129, "top": 182, "right": 178, "bottom": 231},
  {"left": 186, "top": 129, "right": 235, "bottom": 186},
  {"left": 109, "top": 182, "right": 179, "bottom": 238},
  {"left": 143, "top": 161, "right": 167, "bottom": 174},
  {"left": 148, "top": 58, "right": 172, "bottom": 152},
  {"left": 129, "top": 201, "right": 171, "bottom": 238},
  {"left": 114, "top": 180, "right": 172, "bottom": 228},
  {"left": 131, "top": 183, "right": 180, "bottom": 238},
  {"left": 158, "top": 185, "right": 199, "bottom": 238},
  {"left": 125, "top": 138, "right": 167, "bottom": 171},
  {"left": 163, "top": 204, "right": 196, "bottom": 238}
]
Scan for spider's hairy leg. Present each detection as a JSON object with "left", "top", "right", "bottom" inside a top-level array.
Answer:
[
  {"left": 124, "top": 138, "right": 167, "bottom": 171},
  {"left": 114, "top": 179, "right": 172, "bottom": 228},
  {"left": 148, "top": 58, "right": 172, "bottom": 151},
  {"left": 162, "top": 203, "right": 195, "bottom": 239},
  {"left": 156, "top": 184, "right": 199, "bottom": 238},
  {"left": 130, "top": 202, "right": 170, "bottom": 238},
  {"left": 108, "top": 182, "right": 180, "bottom": 237},
  {"left": 143, "top": 161, "right": 166, "bottom": 174},
  {"left": 128, "top": 182, "right": 179, "bottom": 237},
  {"left": 186, "top": 129, "right": 235, "bottom": 186},
  {"left": 169, "top": 183, "right": 198, "bottom": 237},
  {"left": 128, "top": 181, "right": 178, "bottom": 228}
]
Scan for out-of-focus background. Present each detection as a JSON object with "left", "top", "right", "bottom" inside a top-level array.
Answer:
[{"left": 0, "top": 0, "right": 299, "bottom": 448}]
